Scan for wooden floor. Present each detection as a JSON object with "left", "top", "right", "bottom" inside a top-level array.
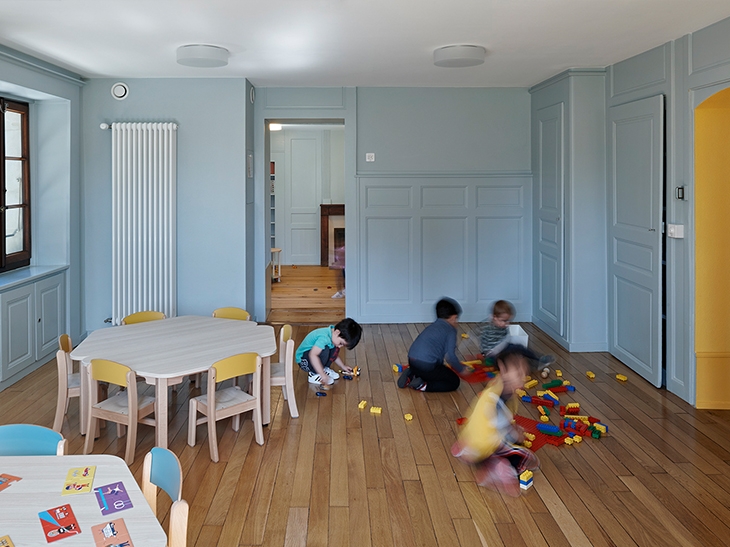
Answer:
[
  {"left": 5, "top": 322, "right": 730, "bottom": 547},
  {"left": 268, "top": 265, "right": 345, "bottom": 325}
]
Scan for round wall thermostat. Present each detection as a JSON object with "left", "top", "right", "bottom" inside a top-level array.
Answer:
[{"left": 111, "top": 82, "right": 129, "bottom": 100}]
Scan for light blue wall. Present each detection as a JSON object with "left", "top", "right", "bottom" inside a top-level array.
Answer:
[
  {"left": 81, "top": 78, "right": 249, "bottom": 331},
  {"left": 0, "top": 46, "right": 83, "bottom": 344}
]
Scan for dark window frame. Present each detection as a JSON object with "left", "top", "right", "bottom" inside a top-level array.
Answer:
[{"left": 0, "top": 98, "right": 31, "bottom": 272}]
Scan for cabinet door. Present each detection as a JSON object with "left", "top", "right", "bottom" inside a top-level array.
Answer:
[
  {"left": 1, "top": 284, "right": 35, "bottom": 380},
  {"left": 534, "top": 102, "right": 565, "bottom": 336},
  {"left": 36, "top": 273, "right": 66, "bottom": 360}
]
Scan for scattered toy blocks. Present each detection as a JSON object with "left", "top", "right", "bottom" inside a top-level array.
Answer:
[
  {"left": 586, "top": 371, "right": 595, "bottom": 379},
  {"left": 515, "top": 388, "right": 527, "bottom": 398},
  {"left": 358, "top": 400, "right": 368, "bottom": 410},
  {"left": 393, "top": 363, "right": 405, "bottom": 373},
  {"left": 555, "top": 370, "right": 562, "bottom": 377},
  {"left": 540, "top": 415, "right": 550, "bottom": 422},
  {"left": 542, "top": 379, "right": 563, "bottom": 389},
  {"left": 316, "top": 391, "right": 327, "bottom": 397},
  {"left": 404, "top": 413, "right": 413, "bottom": 421},
  {"left": 524, "top": 379, "right": 538, "bottom": 390},
  {"left": 519, "top": 470, "right": 534, "bottom": 490},
  {"left": 461, "top": 333, "right": 469, "bottom": 339},
  {"left": 616, "top": 374, "right": 628, "bottom": 382},
  {"left": 370, "top": 406, "right": 382, "bottom": 414}
]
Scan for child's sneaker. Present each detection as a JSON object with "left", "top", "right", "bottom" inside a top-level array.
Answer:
[
  {"left": 409, "top": 377, "right": 427, "bottom": 391},
  {"left": 397, "top": 369, "right": 412, "bottom": 388},
  {"left": 323, "top": 366, "right": 340, "bottom": 379},
  {"left": 308, "top": 372, "right": 332, "bottom": 385},
  {"left": 331, "top": 291, "right": 344, "bottom": 299}
]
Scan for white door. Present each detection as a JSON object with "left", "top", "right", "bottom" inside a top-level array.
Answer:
[
  {"left": 285, "top": 135, "right": 321, "bottom": 265},
  {"left": 534, "top": 103, "right": 565, "bottom": 336},
  {"left": 608, "top": 95, "right": 664, "bottom": 387}
]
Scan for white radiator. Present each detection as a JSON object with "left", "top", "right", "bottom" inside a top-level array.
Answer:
[{"left": 111, "top": 122, "right": 177, "bottom": 325}]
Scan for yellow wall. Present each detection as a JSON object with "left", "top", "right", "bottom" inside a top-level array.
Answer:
[{"left": 695, "top": 89, "right": 730, "bottom": 408}]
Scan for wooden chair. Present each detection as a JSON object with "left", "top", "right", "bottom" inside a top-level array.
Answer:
[
  {"left": 143, "top": 447, "right": 189, "bottom": 547},
  {"left": 84, "top": 359, "right": 156, "bottom": 465},
  {"left": 212, "top": 307, "right": 251, "bottom": 321},
  {"left": 0, "top": 424, "right": 67, "bottom": 455},
  {"left": 53, "top": 334, "right": 81, "bottom": 432},
  {"left": 187, "top": 353, "right": 264, "bottom": 462},
  {"left": 269, "top": 325, "right": 298, "bottom": 418},
  {"left": 122, "top": 310, "right": 166, "bottom": 325}
]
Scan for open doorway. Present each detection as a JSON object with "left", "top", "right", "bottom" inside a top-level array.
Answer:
[
  {"left": 694, "top": 87, "right": 730, "bottom": 408},
  {"left": 266, "top": 121, "right": 346, "bottom": 323}
]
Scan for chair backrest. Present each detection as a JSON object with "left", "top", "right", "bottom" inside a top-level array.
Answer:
[
  {"left": 122, "top": 310, "right": 166, "bottom": 325},
  {"left": 278, "top": 324, "right": 292, "bottom": 360},
  {"left": 58, "top": 333, "right": 72, "bottom": 353},
  {"left": 143, "top": 447, "right": 189, "bottom": 547},
  {"left": 212, "top": 307, "right": 251, "bottom": 321},
  {"left": 90, "top": 359, "right": 133, "bottom": 388},
  {"left": 0, "top": 424, "right": 66, "bottom": 456},
  {"left": 212, "top": 352, "right": 259, "bottom": 384}
]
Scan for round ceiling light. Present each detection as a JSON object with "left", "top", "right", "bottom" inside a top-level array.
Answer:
[
  {"left": 433, "top": 45, "right": 487, "bottom": 68},
  {"left": 176, "top": 44, "right": 229, "bottom": 68}
]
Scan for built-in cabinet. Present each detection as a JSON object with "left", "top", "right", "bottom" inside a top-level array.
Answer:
[
  {"left": 0, "top": 267, "right": 66, "bottom": 390},
  {"left": 530, "top": 70, "right": 608, "bottom": 352}
]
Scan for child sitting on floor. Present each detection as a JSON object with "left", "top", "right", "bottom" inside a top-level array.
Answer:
[
  {"left": 296, "top": 318, "right": 363, "bottom": 386},
  {"left": 451, "top": 344, "right": 539, "bottom": 497},
  {"left": 479, "top": 299, "right": 515, "bottom": 358}
]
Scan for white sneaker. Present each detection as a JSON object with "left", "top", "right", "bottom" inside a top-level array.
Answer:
[
  {"left": 308, "top": 372, "right": 333, "bottom": 385},
  {"left": 341, "top": 288, "right": 346, "bottom": 295},
  {"left": 323, "top": 367, "right": 340, "bottom": 379},
  {"left": 331, "top": 291, "right": 344, "bottom": 299}
]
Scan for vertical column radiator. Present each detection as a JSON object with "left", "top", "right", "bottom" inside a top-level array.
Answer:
[{"left": 111, "top": 122, "right": 177, "bottom": 325}]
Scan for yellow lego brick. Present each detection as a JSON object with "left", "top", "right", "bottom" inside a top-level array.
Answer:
[
  {"left": 586, "top": 371, "right": 595, "bottom": 379},
  {"left": 573, "top": 435, "right": 582, "bottom": 443},
  {"left": 540, "top": 415, "right": 550, "bottom": 422},
  {"left": 556, "top": 370, "right": 562, "bottom": 377},
  {"left": 545, "top": 390, "right": 559, "bottom": 401},
  {"left": 524, "top": 376, "right": 532, "bottom": 382},
  {"left": 616, "top": 373, "right": 628, "bottom": 382},
  {"left": 523, "top": 440, "right": 532, "bottom": 448},
  {"left": 564, "top": 437, "right": 574, "bottom": 445},
  {"left": 358, "top": 400, "right": 368, "bottom": 410},
  {"left": 461, "top": 333, "right": 469, "bottom": 339},
  {"left": 524, "top": 379, "right": 538, "bottom": 390},
  {"left": 562, "top": 380, "right": 571, "bottom": 386},
  {"left": 566, "top": 415, "right": 589, "bottom": 421},
  {"left": 566, "top": 403, "right": 580, "bottom": 410},
  {"left": 594, "top": 423, "right": 607, "bottom": 433},
  {"left": 515, "top": 389, "right": 527, "bottom": 398},
  {"left": 524, "top": 432, "right": 536, "bottom": 441},
  {"left": 536, "top": 390, "right": 546, "bottom": 397},
  {"left": 370, "top": 406, "right": 382, "bottom": 414},
  {"left": 404, "top": 413, "right": 413, "bottom": 421}
]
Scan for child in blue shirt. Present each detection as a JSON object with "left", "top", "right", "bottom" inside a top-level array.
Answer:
[
  {"left": 398, "top": 297, "right": 469, "bottom": 392},
  {"left": 296, "top": 317, "right": 363, "bottom": 386}
]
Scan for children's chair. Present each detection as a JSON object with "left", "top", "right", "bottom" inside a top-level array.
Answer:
[
  {"left": 143, "top": 447, "right": 189, "bottom": 547},
  {"left": 122, "top": 310, "right": 166, "bottom": 325},
  {"left": 53, "top": 334, "right": 81, "bottom": 432},
  {"left": 188, "top": 352, "right": 264, "bottom": 462},
  {"left": 84, "top": 359, "right": 156, "bottom": 465},
  {"left": 0, "top": 424, "right": 67, "bottom": 455},
  {"left": 269, "top": 324, "right": 298, "bottom": 418},
  {"left": 212, "top": 307, "right": 251, "bottom": 321}
]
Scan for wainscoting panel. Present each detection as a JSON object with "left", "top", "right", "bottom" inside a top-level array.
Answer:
[{"left": 358, "top": 174, "right": 531, "bottom": 322}]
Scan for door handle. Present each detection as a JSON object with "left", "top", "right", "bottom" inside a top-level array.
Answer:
[{"left": 649, "top": 228, "right": 656, "bottom": 232}]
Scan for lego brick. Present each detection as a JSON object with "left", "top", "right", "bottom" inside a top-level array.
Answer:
[
  {"left": 616, "top": 374, "right": 628, "bottom": 382},
  {"left": 555, "top": 370, "right": 562, "bottom": 377},
  {"left": 404, "top": 413, "right": 413, "bottom": 421},
  {"left": 370, "top": 406, "right": 382, "bottom": 414},
  {"left": 358, "top": 400, "right": 368, "bottom": 410},
  {"left": 586, "top": 371, "right": 595, "bottom": 379},
  {"left": 524, "top": 379, "right": 538, "bottom": 390},
  {"left": 542, "top": 379, "right": 563, "bottom": 389}
]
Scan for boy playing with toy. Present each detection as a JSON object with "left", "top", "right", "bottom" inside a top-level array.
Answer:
[
  {"left": 398, "top": 297, "right": 469, "bottom": 392},
  {"left": 296, "top": 318, "right": 363, "bottom": 386},
  {"left": 480, "top": 299, "right": 515, "bottom": 358},
  {"left": 451, "top": 344, "right": 540, "bottom": 496}
]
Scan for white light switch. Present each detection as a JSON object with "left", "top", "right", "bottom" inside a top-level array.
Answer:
[
  {"left": 365, "top": 153, "right": 375, "bottom": 162},
  {"left": 667, "top": 224, "right": 685, "bottom": 239}
]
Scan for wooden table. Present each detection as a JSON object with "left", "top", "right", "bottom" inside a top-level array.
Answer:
[
  {"left": 0, "top": 454, "right": 166, "bottom": 546},
  {"left": 71, "top": 316, "right": 277, "bottom": 448}
]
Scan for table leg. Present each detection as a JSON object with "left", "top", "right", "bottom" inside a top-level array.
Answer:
[
  {"left": 155, "top": 379, "right": 169, "bottom": 449},
  {"left": 79, "top": 361, "right": 88, "bottom": 436},
  {"left": 262, "top": 355, "right": 271, "bottom": 426}
]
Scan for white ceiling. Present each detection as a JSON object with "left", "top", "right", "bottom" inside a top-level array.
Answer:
[{"left": 1, "top": 0, "right": 729, "bottom": 88}]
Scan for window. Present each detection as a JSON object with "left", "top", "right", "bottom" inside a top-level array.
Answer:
[{"left": 0, "top": 98, "right": 31, "bottom": 272}]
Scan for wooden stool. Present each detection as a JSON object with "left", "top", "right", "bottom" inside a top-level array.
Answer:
[{"left": 271, "top": 248, "right": 282, "bottom": 282}]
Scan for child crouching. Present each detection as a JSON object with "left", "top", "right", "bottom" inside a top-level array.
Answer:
[
  {"left": 296, "top": 318, "right": 363, "bottom": 386},
  {"left": 451, "top": 344, "right": 539, "bottom": 496}
]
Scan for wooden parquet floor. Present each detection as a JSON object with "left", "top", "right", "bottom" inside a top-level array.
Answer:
[
  {"left": 4, "top": 322, "right": 730, "bottom": 547},
  {"left": 268, "top": 265, "right": 345, "bottom": 325}
]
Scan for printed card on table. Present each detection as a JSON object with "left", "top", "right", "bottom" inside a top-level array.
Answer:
[
  {"left": 0, "top": 535, "right": 15, "bottom": 547},
  {"left": 90, "top": 518, "right": 134, "bottom": 547},
  {"left": 62, "top": 466, "right": 96, "bottom": 495},
  {"left": 94, "top": 482, "right": 133, "bottom": 515},
  {"left": 38, "top": 504, "right": 80, "bottom": 543},
  {"left": 0, "top": 474, "right": 21, "bottom": 493}
]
